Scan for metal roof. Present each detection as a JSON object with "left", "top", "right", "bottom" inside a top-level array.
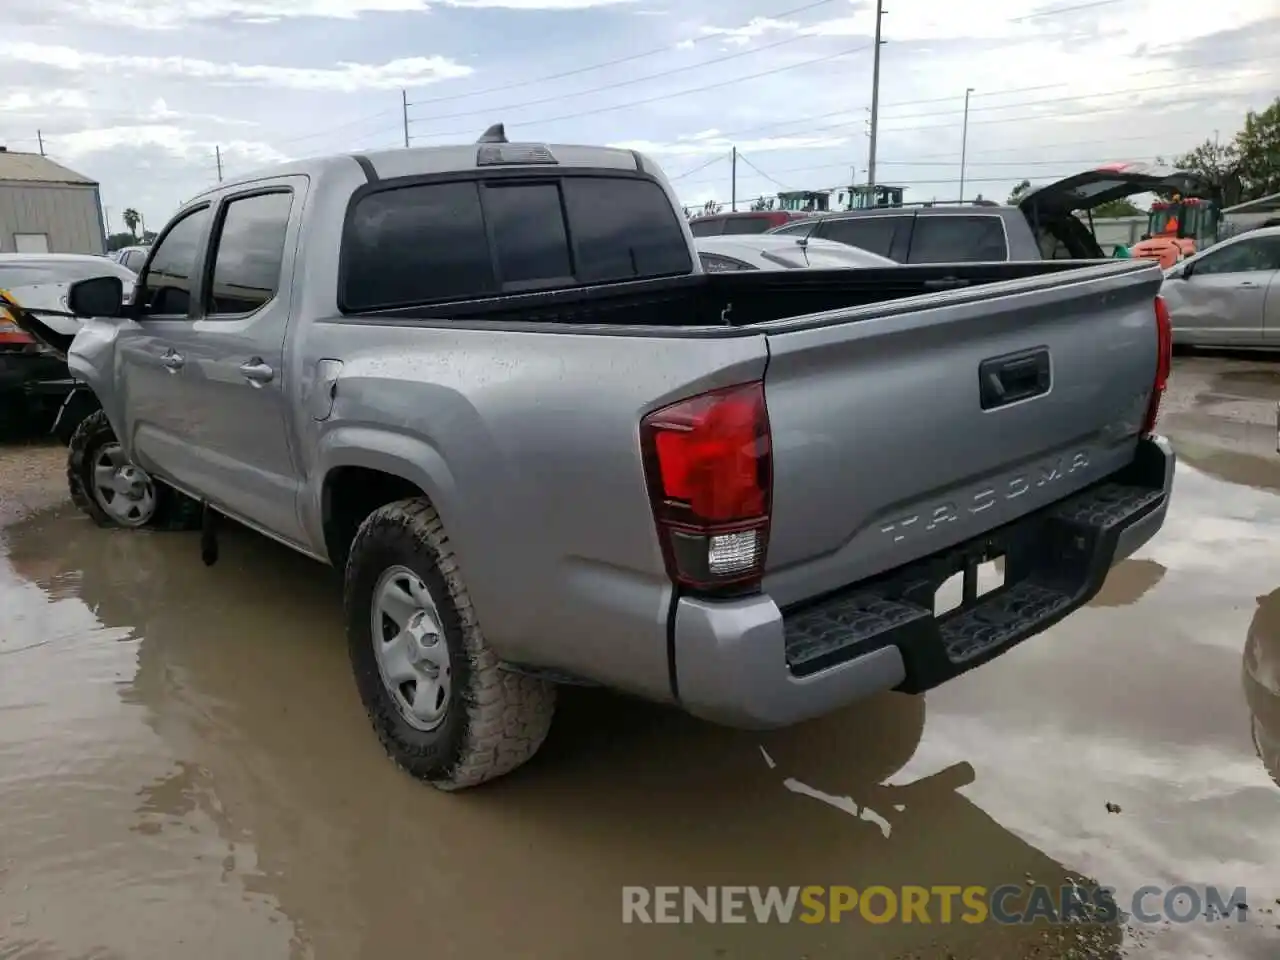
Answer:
[
  {"left": 1223, "top": 192, "right": 1280, "bottom": 215},
  {"left": 0, "top": 149, "right": 96, "bottom": 186}
]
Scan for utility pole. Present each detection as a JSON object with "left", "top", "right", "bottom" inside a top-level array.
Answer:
[
  {"left": 866, "top": 0, "right": 885, "bottom": 200},
  {"left": 215, "top": 145, "right": 223, "bottom": 182},
  {"left": 731, "top": 146, "right": 737, "bottom": 211},
  {"left": 37, "top": 130, "right": 45, "bottom": 156},
  {"left": 402, "top": 90, "right": 410, "bottom": 148},
  {"left": 959, "top": 87, "right": 974, "bottom": 203}
]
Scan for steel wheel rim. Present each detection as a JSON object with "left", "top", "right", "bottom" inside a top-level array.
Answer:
[
  {"left": 370, "top": 565, "right": 453, "bottom": 732},
  {"left": 90, "top": 443, "right": 157, "bottom": 528}
]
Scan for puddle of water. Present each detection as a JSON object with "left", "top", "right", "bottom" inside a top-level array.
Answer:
[{"left": 2, "top": 403, "right": 1280, "bottom": 957}]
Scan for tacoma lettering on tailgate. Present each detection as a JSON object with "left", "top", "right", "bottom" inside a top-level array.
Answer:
[{"left": 879, "top": 452, "right": 1090, "bottom": 544}]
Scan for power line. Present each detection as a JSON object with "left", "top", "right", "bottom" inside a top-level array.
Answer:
[
  {"left": 1009, "top": 0, "right": 1120, "bottom": 21},
  {"left": 406, "top": 0, "right": 843, "bottom": 108},
  {"left": 408, "top": 30, "right": 832, "bottom": 125},
  {"left": 411, "top": 43, "right": 875, "bottom": 141},
  {"left": 669, "top": 153, "right": 732, "bottom": 181},
  {"left": 704, "top": 52, "right": 1271, "bottom": 143},
  {"left": 736, "top": 152, "right": 793, "bottom": 190}
]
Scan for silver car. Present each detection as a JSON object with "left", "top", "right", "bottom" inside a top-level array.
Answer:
[
  {"left": 1162, "top": 225, "right": 1280, "bottom": 348},
  {"left": 696, "top": 234, "right": 896, "bottom": 272}
]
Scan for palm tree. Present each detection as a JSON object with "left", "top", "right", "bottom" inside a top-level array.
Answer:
[{"left": 122, "top": 208, "right": 140, "bottom": 239}]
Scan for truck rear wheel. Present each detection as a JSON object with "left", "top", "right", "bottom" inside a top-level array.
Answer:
[
  {"left": 67, "top": 410, "right": 201, "bottom": 531},
  {"left": 343, "top": 497, "right": 556, "bottom": 790}
]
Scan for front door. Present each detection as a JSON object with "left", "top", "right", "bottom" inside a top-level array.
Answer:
[
  {"left": 1168, "top": 235, "right": 1280, "bottom": 347},
  {"left": 116, "top": 204, "right": 213, "bottom": 480},
  {"left": 174, "top": 184, "right": 305, "bottom": 544}
]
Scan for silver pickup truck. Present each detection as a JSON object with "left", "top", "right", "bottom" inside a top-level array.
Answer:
[{"left": 12, "top": 126, "right": 1176, "bottom": 791}]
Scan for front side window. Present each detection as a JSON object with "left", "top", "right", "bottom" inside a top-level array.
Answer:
[
  {"left": 820, "top": 216, "right": 908, "bottom": 259},
  {"left": 207, "top": 192, "right": 293, "bottom": 316},
  {"left": 1193, "top": 238, "right": 1280, "bottom": 276},
  {"left": 136, "top": 206, "right": 211, "bottom": 317}
]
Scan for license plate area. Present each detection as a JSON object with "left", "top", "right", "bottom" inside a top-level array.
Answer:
[{"left": 934, "top": 554, "right": 1006, "bottom": 618}]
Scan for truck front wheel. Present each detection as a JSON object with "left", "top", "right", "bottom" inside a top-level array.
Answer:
[
  {"left": 343, "top": 498, "right": 556, "bottom": 790},
  {"left": 67, "top": 410, "right": 201, "bottom": 531}
]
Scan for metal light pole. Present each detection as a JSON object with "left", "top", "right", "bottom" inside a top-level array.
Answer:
[
  {"left": 958, "top": 87, "right": 974, "bottom": 203},
  {"left": 866, "top": 0, "right": 885, "bottom": 200}
]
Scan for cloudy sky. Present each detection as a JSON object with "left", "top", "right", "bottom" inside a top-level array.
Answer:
[{"left": 0, "top": 0, "right": 1275, "bottom": 231}]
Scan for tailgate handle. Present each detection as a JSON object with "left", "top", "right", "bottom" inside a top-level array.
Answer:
[{"left": 980, "top": 348, "right": 1050, "bottom": 410}]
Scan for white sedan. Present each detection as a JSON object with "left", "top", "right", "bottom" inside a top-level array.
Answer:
[
  {"left": 695, "top": 234, "right": 896, "bottom": 272},
  {"left": 1161, "top": 225, "right": 1280, "bottom": 349}
]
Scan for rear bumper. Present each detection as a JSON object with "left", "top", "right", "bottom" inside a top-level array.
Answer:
[{"left": 673, "top": 435, "right": 1175, "bottom": 729}]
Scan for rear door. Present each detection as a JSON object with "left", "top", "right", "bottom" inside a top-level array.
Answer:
[
  {"left": 757, "top": 261, "right": 1164, "bottom": 607},
  {"left": 173, "top": 182, "right": 306, "bottom": 543},
  {"left": 1165, "top": 235, "right": 1280, "bottom": 346},
  {"left": 816, "top": 214, "right": 913, "bottom": 261}
]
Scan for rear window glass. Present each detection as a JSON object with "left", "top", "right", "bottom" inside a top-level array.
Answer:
[
  {"left": 562, "top": 178, "right": 692, "bottom": 283},
  {"left": 343, "top": 181, "right": 496, "bottom": 309},
  {"left": 721, "top": 216, "right": 772, "bottom": 235},
  {"left": 908, "top": 215, "right": 1008, "bottom": 263},
  {"left": 342, "top": 176, "right": 691, "bottom": 310}
]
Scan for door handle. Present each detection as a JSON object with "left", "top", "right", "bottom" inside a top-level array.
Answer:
[
  {"left": 162, "top": 350, "right": 184, "bottom": 372},
  {"left": 1239, "top": 282, "right": 1258, "bottom": 288},
  {"left": 239, "top": 359, "right": 274, "bottom": 386},
  {"left": 979, "top": 347, "right": 1051, "bottom": 410}
]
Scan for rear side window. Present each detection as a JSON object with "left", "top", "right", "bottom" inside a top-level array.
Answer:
[
  {"left": 207, "top": 191, "right": 293, "bottom": 316},
  {"left": 721, "top": 216, "right": 770, "bottom": 235},
  {"left": 908, "top": 216, "right": 1008, "bottom": 263},
  {"left": 342, "top": 176, "right": 691, "bottom": 311},
  {"left": 819, "top": 216, "right": 908, "bottom": 260},
  {"left": 690, "top": 218, "right": 723, "bottom": 237}
]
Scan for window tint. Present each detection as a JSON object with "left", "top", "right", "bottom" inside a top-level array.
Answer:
[
  {"left": 820, "top": 217, "right": 907, "bottom": 259},
  {"left": 908, "top": 215, "right": 1008, "bottom": 263},
  {"left": 690, "top": 218, "right": 723, "bottom": 237},
  {"left": 340, "top": 176, "right": 691, "bottom": 310},
  {"left": 138, "top": 207, "right": 211, "bottom": 316},
  {"left": 484, "top": 182, "right": 572, "bottom": 287},
  {"left": 343, "top": 181, "right": 496, "bottom": 310},
  {"left": 561, "top": 177, "right": 692, "bottom": 282},
  {"left": 721, "top": 216, "right": 771, "bottom": 235},
  {"left": 1194, "top": 237, "right": 1280, "bottom": 275},
  {"left": 206, "top": 192, "right": 293, "bottom": 316}
]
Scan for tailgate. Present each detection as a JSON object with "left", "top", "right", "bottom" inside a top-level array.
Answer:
[{"left": 759, "top": 259, "right": 1163, "bottom": 608}]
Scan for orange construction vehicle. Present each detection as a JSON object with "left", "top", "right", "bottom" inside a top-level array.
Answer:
[{"left": 1131, "top": 192, "right": 1221, "bottom": 269}]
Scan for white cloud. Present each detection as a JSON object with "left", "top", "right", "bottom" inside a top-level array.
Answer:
[
  {"left": 699, "top": 16, "right": 800, "bottom": 46},
  {"left": 610, "top": 133, "right": 852, "bottom": 157},
  {"left": 0, "top": 88, "right": 90, "bottom": 112},
  {"left": 53, "top": 0, "right": 433, "bottom": 29},
  {"left": 52, "top": 124, "right": 289, "bottom": 169},
  {"left": 0, "top": 42, "right": 472, "bottom": 91}
]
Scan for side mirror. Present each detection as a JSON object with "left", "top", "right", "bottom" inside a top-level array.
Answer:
[{"left": 67, "top": 275, "right": 125, "bottom": 317}]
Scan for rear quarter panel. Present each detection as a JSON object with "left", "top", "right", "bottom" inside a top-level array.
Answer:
[{"left": 297, "top": 320, "right": 768, "bottom": 702}]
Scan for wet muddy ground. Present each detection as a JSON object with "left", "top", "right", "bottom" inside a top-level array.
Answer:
[{"left": 3, "top": 354, "right": 1280, "bottom": 960}]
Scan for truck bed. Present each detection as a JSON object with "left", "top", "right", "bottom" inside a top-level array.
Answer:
[{"left": 348, "top": 258, "right": 1124, "bottom": 329}]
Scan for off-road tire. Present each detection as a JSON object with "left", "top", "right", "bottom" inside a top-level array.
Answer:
[
  {"left": 67, "top": 409, "right": 202, "bottom": 531},
  {"left": 344, "top": 497, "right": 556, "bottom": 790}
]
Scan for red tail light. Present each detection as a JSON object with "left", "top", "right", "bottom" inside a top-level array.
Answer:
[
  {"left": 1142, "top": 295, "right": 1172, "bottom": 435},
  {"left": 0, "top": 306, "right": 35, "bottom": 345},
  {"left": 640, "top": 381, "right": 772, "bottom": 592}
]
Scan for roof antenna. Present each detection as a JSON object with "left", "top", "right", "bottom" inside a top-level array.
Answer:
[{"left": 477, "top": 123, "right": 508, "bottom": 144}]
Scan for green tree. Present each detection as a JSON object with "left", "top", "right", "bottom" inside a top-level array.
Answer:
[
  {"left": 1007, "top": 179, "right": 1032, "bottom": 205},
  {"left": 121, "top": 207, "right": 141, "bottom": 238},
  {"left": 1233, "top": 97, "right": 1280, "bottom": 201},
  {"left": 750, "top": 196, "right": 776, "bottom": 211},
  {"left": 1172, "top": 138, "right": 1243, "bottom": 206},
  {"left": 105, "top": 231, "right": 136, "bottom": 252},
  {"left": 1092, "top": 198, "right": 1145, "bottom": 218}
]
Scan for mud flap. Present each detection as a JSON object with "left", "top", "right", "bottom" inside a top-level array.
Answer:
[{"left": 201, "top": 502, "right": 220, "bottom": 567}]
